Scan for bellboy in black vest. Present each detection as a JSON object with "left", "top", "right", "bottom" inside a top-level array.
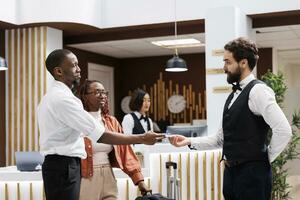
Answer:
[
  {"left": 122, "top": 89, "right": 154, "bottom": 134},
  {"left": 169, "top": 38, "right": 292, "bottom": 200}
]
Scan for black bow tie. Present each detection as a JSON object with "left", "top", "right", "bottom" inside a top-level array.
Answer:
[
  {"left": 232, "top": 82, "right": 242, "bottom": 92},
  {"left": 140, "top": 115, "right": 148, "bottom": 121}
]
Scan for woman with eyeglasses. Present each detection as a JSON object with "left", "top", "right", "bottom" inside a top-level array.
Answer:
[
  {"left": 122, "top": 89, "right": 154, "bottom": 135},
  {"left": 78, "top": 80, "right": 150, "bottom": 200}
]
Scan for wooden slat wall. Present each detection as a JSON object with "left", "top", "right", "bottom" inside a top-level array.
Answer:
[
  {"left": 128, "top": 72, "right": 206, "bottom": 124},
  {"left": 5, "top": 27, "right": 47, "bottom": 165},
  {"left": 150, "top": 150, "right": 224, "bottom": 200}
]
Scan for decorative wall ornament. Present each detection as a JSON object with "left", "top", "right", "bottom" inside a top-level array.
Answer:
[
  {"left": 206, "top": 68, "right": 225, "bottom": 75},
  {"left": 124, "top": 72, "right": 206, "bottom": 124},
  {"left": 212, "top": 86, "right": 232, "bottom": 93},
  {"left": 211, "top": 49, "right": 225, "bottom": 56}
]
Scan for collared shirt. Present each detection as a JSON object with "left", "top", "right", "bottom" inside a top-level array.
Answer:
[
  {"left": 38, "top": 80, "right": 105, "bottom": 158},
  {"left": 190, "top": 74, "right": 292, "bottom": 162},
  {"left": 122, "top": 111, "right": 153, "bottom": 134}
]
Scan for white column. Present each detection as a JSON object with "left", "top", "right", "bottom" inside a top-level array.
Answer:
[
  {"left": 45, "top": 27, "right": 62, "bottom": 90},
  {"left": 205, "top": 6, "right": 253, "bottom": 135}
]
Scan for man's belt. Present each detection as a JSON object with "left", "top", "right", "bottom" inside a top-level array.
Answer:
[{"left": 223, "top": 160, "right": 245, "bottom": 168}]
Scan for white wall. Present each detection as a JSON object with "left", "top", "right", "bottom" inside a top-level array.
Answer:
[
  {"left": 205, "top": 6, "right": 252, "bottom": 135},
  {"left": 16, "top": 0, "right": 102, "bottom": 27},
  {"left": 0, "top": 0, "right": 16, "bottom": 24},
  {"left": 45, "top": 27, "right": 63, "bottom": 90},
  {"left": 101, "top": 0, "right": 300, "bottom": 28},
  {"left": 1, "top": 0, "right": 300, "bottom": 28},
  {"left": 282, "top": 64, "right": 300, "bottom": 122},
  {"left": 279, "top": 62, "right": 300, "bottom": 176}
]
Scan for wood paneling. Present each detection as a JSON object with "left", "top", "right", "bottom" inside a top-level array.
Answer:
[
  {"left": 0, "top": 30, "right": 6, "bottom": 167},
  {"left": 115, "top": 53, "right": 206, "bottom": 122},
  {"left": 250, "top": 10, "right": 300, "bottom": 28},
  {"left": 64, "top": 20, "right": 205, "bottom": 44},
  {"left": 257, "top": 48, "right": 273, "bottom": 79},
  {"left": 5, "top": 27, "right": 48, "bottom": 165}
]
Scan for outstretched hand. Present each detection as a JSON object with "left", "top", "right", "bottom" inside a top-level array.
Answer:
[
  {"left": 141, "top": 132, "right": 165, "bottom": 145},
  {"left": 168, "top": 135, "right": 191, "bottom": 147}
]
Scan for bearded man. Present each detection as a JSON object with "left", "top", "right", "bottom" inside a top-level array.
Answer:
[{"left": 169, "top": 37, "right": 292, "bottom": 200}]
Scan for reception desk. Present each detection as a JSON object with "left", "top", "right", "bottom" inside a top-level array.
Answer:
[
  {"left": 0, "top": 146, "right": 224, "bottom": 200},
  {"left": 0, "top": 167, "right": 150, "bottom": 200},
  {"left": 149, "top": 149, "right": 224, "bottom": 200}
]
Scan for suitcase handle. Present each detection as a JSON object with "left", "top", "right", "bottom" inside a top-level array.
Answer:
[
  {"left": 143, "top": 190, "right": 152, "bottom": 196},
  {"left": 166, "top": 161, "right": 177, "bottom": 169}
]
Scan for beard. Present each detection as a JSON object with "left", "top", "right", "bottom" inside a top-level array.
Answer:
[
  {"left": 72, "top": 77, "right": 81, "bottom": 87},
  {"left": 226, "top": 65, "right": 242, "bottom": 84}
]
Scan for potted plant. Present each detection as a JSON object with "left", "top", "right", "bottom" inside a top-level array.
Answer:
[{"left": 261, "top": 70, "right": 300, "bottom": 200}]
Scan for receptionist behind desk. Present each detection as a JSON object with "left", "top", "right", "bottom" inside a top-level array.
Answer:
[{"left": 122, "top": 89, "right": 154, "bottom": 134}]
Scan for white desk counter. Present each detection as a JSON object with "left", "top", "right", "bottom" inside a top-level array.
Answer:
[
  {"left": 0, "top": 146, "right": 224, "bottom": 200},
  {"left": 0, "top": 166, "right": 149, "bottom": 182}
]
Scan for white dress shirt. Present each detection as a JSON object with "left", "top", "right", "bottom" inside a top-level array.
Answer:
[
  {"left": 190, "top": 74, "right": 292, "bottom": 162},
  {"left": 122, "top": 111, "right": 153, "bottom": 134},
  {"left": 38, "top": 81, "right": 105, "bottom": 158}
]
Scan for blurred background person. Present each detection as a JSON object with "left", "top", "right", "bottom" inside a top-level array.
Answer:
[
  {"left": 122, "top": 89, "right": 154, "bottom": 135},
  {"left": 79, "top": 80, "right": 150, "bottom": 200}
]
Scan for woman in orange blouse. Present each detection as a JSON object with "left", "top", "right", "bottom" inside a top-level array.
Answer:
[{"left": 78, "top": 80, "right": 149, "bottom": 200}]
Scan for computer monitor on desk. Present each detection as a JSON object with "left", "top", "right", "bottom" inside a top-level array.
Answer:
[
  {"left": 15, "top": 151, "right": 44, "bottom": 171},
  {"left": 166, "top": 125, "right": 207, "bottom": 137}
]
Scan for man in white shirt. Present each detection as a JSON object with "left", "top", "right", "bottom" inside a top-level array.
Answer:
[
  {"left": 38, "top": 49, "right": 164, "bottom": 200},
  {"left": 169, "top": 38, "right": 292, "bottom": 200}
]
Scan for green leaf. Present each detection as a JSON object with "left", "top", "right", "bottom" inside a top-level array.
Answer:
[{"left": 262, "top": 70, "right": 300, "bottom": 200}]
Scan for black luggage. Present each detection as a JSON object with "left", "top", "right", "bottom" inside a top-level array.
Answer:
[
  {"left": 135, "top": 191, "right": 174, "bottom": 200},
  {"left": 136, "top": 161, "right": 180, "bottom": 200}
]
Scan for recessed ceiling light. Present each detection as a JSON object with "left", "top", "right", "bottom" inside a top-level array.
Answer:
[{"left": 151, "top": 38, "right": 204, "bottom": 49}]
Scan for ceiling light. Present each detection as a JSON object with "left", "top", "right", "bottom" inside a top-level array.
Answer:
[
  {"left": 152, "top": 38, "right": 203, "bottom": 49},
  {"left": 165, "top": 0, "right": 187, "bottom": 72}
]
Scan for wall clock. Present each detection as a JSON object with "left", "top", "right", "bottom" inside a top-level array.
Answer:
[
  {"left": 167, "top": 95, "right": 186, "bottom": 113},
  {"left": 121, "top": 96, "right": 132, "bottom": 114}
]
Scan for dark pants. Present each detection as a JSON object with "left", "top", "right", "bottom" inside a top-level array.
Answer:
[
  {"left": 42, "top": 155, "right": 81, "bottom": 200},
  {"left": 223, "top": 161, "right": 272, "bottom": 200}
]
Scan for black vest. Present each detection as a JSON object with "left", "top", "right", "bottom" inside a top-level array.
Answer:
[
  {"left": 222, "top": 79, "right": 269, "bottom": 162},
  {"left": 130, "top": 113, "right": 151, "bottom": 135}
]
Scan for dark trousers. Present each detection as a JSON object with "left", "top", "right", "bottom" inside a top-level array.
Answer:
[
  {"left": 42, "top": 155, "right": 81, "bottom": 200},
  {"left": 223, "top": 161, "right": 272, "bottom": 200}
]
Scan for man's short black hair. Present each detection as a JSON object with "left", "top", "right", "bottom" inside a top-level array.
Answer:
[
  {"left": 129, "top": 89, "right": 147, "bottom": 112},
  {"left": 45, "top": 49, "right": 72, "bottom": 76},
  {"left": 224, "top": 37, "right": 259, "bottom": 70}
]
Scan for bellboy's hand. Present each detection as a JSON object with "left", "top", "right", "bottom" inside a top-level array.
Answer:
[
  {"left": 140, "top": 132, "right": 165, "bottom": 145},
  {"left": 168, "top": 135, "right": 191, "bottom": 147}
]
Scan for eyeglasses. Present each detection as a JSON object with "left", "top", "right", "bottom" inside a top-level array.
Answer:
[{"left": 86, "top": 89, "right": 109, "bottom": 96}]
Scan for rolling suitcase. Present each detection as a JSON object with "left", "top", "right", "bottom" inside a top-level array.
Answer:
[{"left": 166, "top": 161, "right": 180, "bottom": 200}]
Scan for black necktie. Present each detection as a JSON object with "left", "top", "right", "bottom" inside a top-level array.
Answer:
[
  {"left": 140, "top": 115, "right": 148, "bottom": 121},
  {"left": 232, "top": 82, "right": 242, "bottom": 93}
]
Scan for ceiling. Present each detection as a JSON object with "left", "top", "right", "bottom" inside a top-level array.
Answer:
[
  {"left": 68, "top": 25, "right": 300, "bottom": 67},
  {"left": 68, "top": 33, "right": 205, "bottom": 58},
  {"left": 255, "top": 25, "right": 300, "bottom": 65}
]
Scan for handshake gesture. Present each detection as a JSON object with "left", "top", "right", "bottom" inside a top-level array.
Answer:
[
  {"left": 168, "top": 135, "right": 191, "bottom": 147},
  {"left": 140, "top": 132, "right": 166, "bottom": 145}
]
